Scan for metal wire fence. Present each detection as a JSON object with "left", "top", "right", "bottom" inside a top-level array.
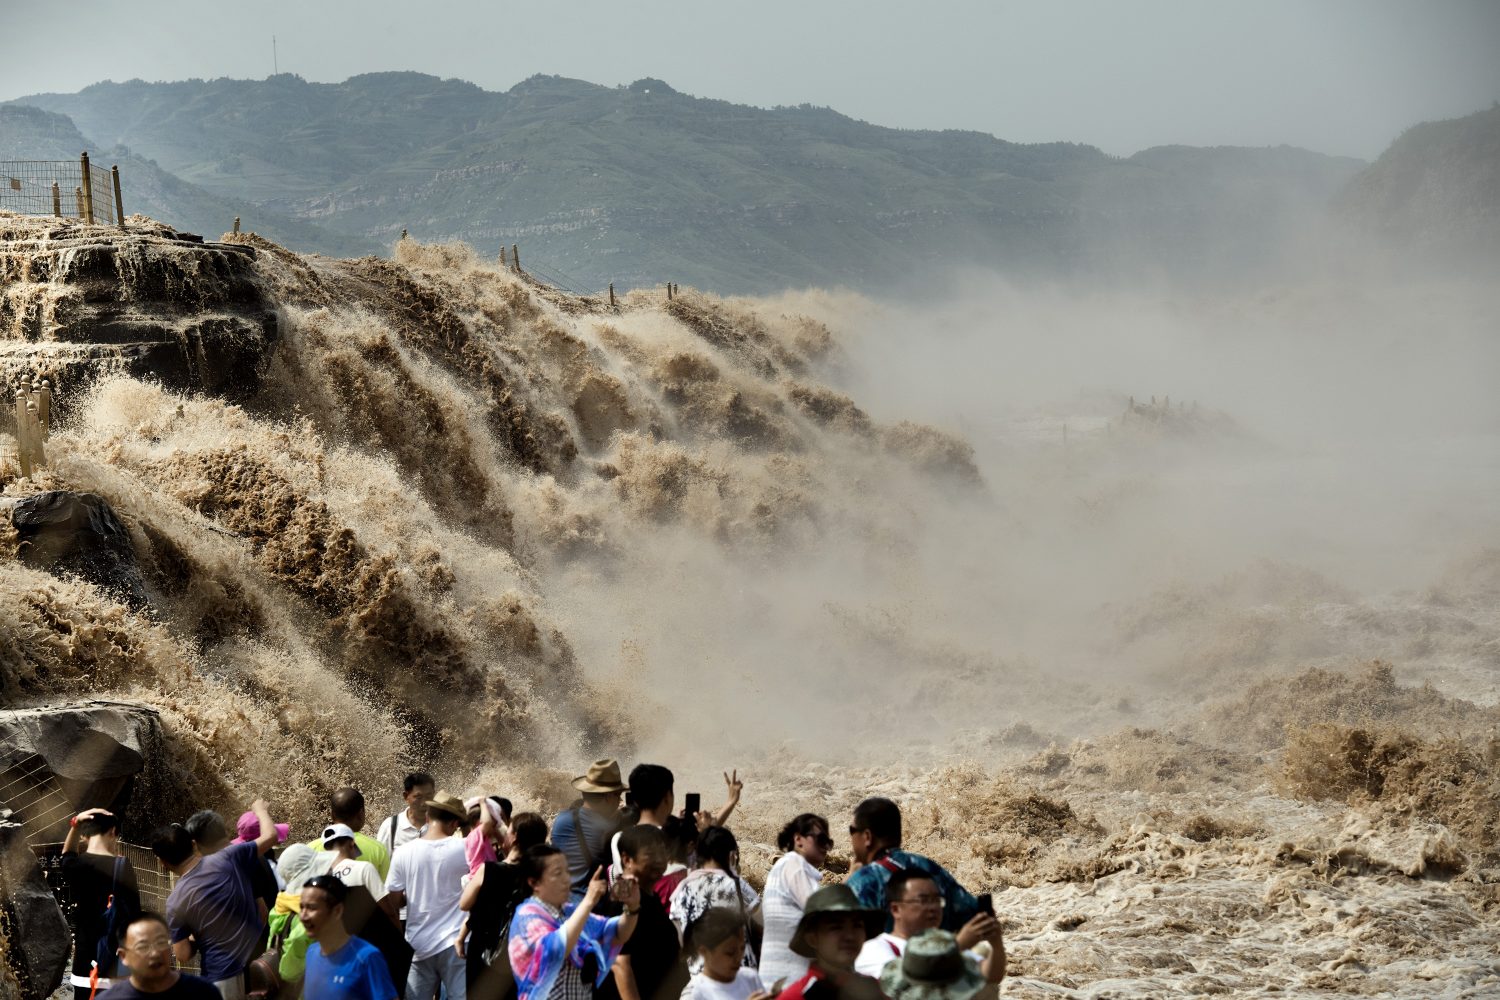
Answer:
[
  {"left": 0, "top": 153, "right": 120, "bottom": 224},
  {"left": 0, "top": 754, "right": 75, "bottom": 840}
]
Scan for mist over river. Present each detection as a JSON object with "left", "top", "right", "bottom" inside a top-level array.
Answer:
[{"left": 3, "top": 213, "right": 1498, "bottom": 997}]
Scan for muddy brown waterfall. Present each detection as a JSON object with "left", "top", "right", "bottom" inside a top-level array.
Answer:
[{"left": 2, "top": 210, "right": 1499, "bottom": 998}]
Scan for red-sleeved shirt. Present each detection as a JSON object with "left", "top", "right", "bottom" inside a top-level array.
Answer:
[{"left": 775, "top": 965, "right": 830, "bottom": 1000}]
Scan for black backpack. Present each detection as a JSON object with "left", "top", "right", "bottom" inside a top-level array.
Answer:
[{"left": 92, "top": 858, "right": 128, "bottom": 978}]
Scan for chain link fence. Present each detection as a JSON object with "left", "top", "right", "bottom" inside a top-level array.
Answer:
[{"left": 0, "top": 153, "right": 121, "bottom": 224}]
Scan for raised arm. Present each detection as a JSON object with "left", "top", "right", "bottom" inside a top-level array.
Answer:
[
  {"left": 251, "top": 798, "right": 278, "bottom": 855},
  {"left": 956, "top": 912, "right": 1006, "bottom": 984},
  {"left": 611, "top": 874, "right": 642, "bottom": 948},
  {"left": 64, "top": 807, "right": 115, "bottom": 854},
  {"left": 561, "top": 867, "right": 610, "bottom": 956},
  {"left": 712, "top": 770, "right": 743, "bottom": 827}
]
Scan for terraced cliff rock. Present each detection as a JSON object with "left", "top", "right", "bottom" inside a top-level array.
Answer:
[{"left": 0, "top": 213, "right": 277, "bottom": 426}]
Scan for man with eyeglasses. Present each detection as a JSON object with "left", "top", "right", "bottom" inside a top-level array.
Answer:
[
  {"left": 300, "top": 875, "right": 400, "bottom": 1000},
  {"left": 844, "top": 798, "right": 982, "bottom": 933},
  {"left": 103, "top": 913, "right": 221, "bottom": 1000},
  {"left": 853, "top": 872, "right": 1004, "bottom": 987}
]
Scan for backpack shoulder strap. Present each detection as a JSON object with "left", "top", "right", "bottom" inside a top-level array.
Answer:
[{"left": 569, "top": 807, "right": 597, "bottom": 872}]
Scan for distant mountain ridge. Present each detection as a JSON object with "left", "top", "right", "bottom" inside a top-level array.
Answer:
[
  {"left": 0, "top": 104, "right": 376, "bottom": 257},
  {"left": 6, "top": 73, "right": 1370, "bottom": 291},
  {"left": 1336, "top": 103, "right": 1500, "bottom": 263}
]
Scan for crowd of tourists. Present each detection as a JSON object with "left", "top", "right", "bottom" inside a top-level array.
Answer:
[{"left": 57, "top": 759, "right": 1005, "bottom": 1000}]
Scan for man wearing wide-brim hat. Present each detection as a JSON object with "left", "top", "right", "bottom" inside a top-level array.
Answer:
[
  {"left": 774, "top": 885, "right": 886, "bottom": 1000},
  {"left": 382, "top": 790, "right": 471, "bottom": 1000},
  {"left": 549, "top": 759, "right": 627, "bottom": 902},
  {"left": 879, "top": 930, "right": 993, "bottom": 1000}
]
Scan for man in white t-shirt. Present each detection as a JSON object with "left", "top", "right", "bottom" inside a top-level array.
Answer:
[
  {"left": 854, "top": 871, "right": 1004, "bottom": 986},
  {"left": 382, "top": 790, "right": 469, "bottom": 1000},
  {"left": 322, "top": 823, "right": 387, "bottom": 901}
]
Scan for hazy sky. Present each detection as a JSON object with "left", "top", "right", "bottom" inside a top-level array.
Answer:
[{"left": 2, "top": 0, "right": 1497, "bottom": 160}]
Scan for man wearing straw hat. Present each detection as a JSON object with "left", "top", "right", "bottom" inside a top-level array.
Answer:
[
  {"left": 550, "top": 759, "right": 627, "bottom": 903},
  {"left": 383, "top": 790, "right": 471, "bottom": 1000},
  {"left": 877, "top": 930, "right": 997, "bottom": 1000}
]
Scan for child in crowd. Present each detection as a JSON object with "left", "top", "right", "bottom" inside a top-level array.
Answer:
[{"left": 685, "top": 908, "right": 771, "bottom": 1000}]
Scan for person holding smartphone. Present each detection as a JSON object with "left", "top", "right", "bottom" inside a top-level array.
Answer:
[
  {"left": 852, "top": 872, "right": 1003, "bottom": 988},
  {"left": 509, "top": 846, "right": 640, "bottom": 1000}
]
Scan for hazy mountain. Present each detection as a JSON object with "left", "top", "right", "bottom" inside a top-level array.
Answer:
[
  {"left": 10, "top": 73, "right": 1365, "bottom": 292},
  {"left": 1336, "top": 103, "right": 1500, "bottom": 264},
  {"left": 0, "top": 104, "right": 377, "bottom": 257}
]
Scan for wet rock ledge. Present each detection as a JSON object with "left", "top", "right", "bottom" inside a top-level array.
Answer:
[{"left": 0, "top": 212, "right": 278, "bottom": 421}]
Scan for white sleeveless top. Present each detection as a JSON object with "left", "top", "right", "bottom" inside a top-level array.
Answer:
[{"left": 757, "top": 852, "right": 822, "bottom": 990}]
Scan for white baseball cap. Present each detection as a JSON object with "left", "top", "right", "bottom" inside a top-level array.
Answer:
[{"left": 321, "top": 823, "right": 362, "bottom": 855}]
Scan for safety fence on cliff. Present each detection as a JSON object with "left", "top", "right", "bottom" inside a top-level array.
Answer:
[
  {"left": 33, "top": 841, "right": 179, "bottom": 917},
  {"left": 0, "top": 152, "right": 123, "bottom": 225},
  {"left": 5, "top": 755, "right": 179, "bottom": 931}
]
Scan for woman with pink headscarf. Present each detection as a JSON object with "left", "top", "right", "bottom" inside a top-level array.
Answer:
[{"left": 466, "top": 796, "right": 512, "bottom": 875}]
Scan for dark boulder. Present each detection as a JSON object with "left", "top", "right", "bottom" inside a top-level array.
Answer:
[
  {"left": 0, "top": 815, "right": 69, "bottom": 1000},
  {"left": 10, "top": 491, "right": 148, "bottom": 607},
  {"left": 0, "top": 702, "right": 164, "bottom": 843}
]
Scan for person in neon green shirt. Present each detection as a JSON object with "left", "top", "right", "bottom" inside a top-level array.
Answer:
[
  {"left": 307, "top": 787, "right": 391, "bottom": 881},
  {"left": 266, "top": 844, "right": 331, "bottom": 988}
]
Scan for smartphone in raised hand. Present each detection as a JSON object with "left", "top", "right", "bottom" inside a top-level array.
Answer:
[
  {"left": 976, "top": 892, "right": 994, "bottom": 916},
  {"left": 684, "top": 792, "right": 701, "bottom": 816}
]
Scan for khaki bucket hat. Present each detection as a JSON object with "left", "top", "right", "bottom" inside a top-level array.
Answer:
[
  {"left": 572, "top": 758, "right": 627, "bottom": 794},
  {"left": 879, "top": 930, "right": 986, "bottom": 1000},
  {"left": 789, "top": 884, "right": 885, "bottom": 958},
  {"left": 424, "top": 790, "right": 468, "bottom": 822}
]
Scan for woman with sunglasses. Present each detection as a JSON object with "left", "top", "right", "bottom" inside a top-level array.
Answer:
[{"left": 757, "top": 814, "right": 832, "bottom": 992}]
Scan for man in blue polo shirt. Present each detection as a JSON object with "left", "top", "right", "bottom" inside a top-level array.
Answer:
[{"left": 300, "top": 876, "right": 399, "bottom": 1000}]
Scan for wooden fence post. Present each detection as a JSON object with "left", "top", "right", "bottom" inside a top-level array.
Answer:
[
  {"left": 511, "top": 244, "right": 520, "bottom": 272},
  {"left": 111, "top": 165, "right": 124, "bottom": 226},
  {"left": 608, "top": 283, "right": 615, "bottom": 308},
  {"left": 36, "top": 380, "right": 50, "bottom": 441},
  {"left": 27, "top": 399, "right": 45, "bottom": 470},
  {"left": 498, "top": 245, "right": 507, "bottom": 268},
  {"left": 80, "top": 151, "right": 95, "bottom": 224},
  {"left": 667, "top": 283, "right": 673, "bottom": 301},
  {"left": 233, "top": 217, "right": 241, "bottom": 235},
  {"left": 75, "top": 187, "right": 85, "bottom": 220},
  {"left": 14, "top": 388, "right": 30, "bottom": 479},
  {"left": 51, "top": 182, "right": 61, "bottom": 217}
]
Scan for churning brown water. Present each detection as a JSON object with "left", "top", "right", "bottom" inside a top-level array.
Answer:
[{"left": 3, "top": 217, "right": 1498, "bottom": 996}]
